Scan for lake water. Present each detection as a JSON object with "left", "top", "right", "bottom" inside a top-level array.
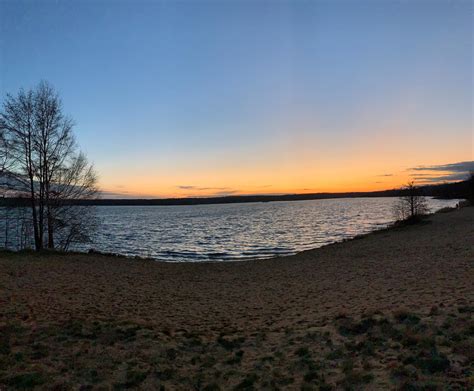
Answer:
[{"left": 84, "top": 197, "right": 459, "bottom": 262}]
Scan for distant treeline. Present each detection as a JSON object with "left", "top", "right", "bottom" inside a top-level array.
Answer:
[{"left": 0, "top": 179, "right": 471, "bottom": 208}]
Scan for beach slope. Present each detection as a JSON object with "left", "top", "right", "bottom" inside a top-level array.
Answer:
[{"left": 0, "top": 208, "right": 473, "bottom": 389}]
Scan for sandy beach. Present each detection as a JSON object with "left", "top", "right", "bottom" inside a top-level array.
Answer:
[{"left": 0, "top": 207, "right": 472, "bottom": 390}]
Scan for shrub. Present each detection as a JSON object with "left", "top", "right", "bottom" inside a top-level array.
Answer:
[{"left": 5, "top": 372, "right": 47, "bottom": 388}]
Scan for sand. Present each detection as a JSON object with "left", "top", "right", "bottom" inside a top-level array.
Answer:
[{"left": 0, "top": 207, "right": 472, "bottom": 390}]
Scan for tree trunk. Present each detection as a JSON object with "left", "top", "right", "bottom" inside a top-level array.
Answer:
[
  {"left": 47, "top": 205, "right": 54, "bottom": 249},
  {"left": 29, "top": 184, "right": 41, "bottom": 250}
]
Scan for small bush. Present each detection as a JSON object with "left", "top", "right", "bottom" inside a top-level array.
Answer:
[
  {"left": 6, "top": 372, "right": 47, "bottom": 389},
  {"left": 234, "top": 373, "right": 258, "bottom": 390},
  {"left": 412, "top": 350, "right": 450, "bottom": 374},
  {"left": 394, "top": 311, "right": 421, "bottom": 325},
  {"left": 203, "top": 383, "right": 220, "bottom": 391},
  {"left": 326, "top": 348, "right": 344, "bottom": 360},
  {"left": 217, "top": 335, "right": 245, "bottom": 351},
  {"left": 303, "top": 370, "right": 320, "bottom": 382},
  {"left": 119, "top": 369, "right": 147, "bottom": 388},
  {"left": 337, "top": 317, "right": 377, "bottom": 336},
  {"left": 226, "top": 350, "right": 244, "bottom": 365},
  {"left": 295, "top": 347, "right": 310, "bottom": 357}
]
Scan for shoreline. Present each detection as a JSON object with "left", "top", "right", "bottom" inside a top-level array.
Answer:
[
  {"left": 78, "top": 201, "right": 468, "bottom": 263},
  {"left": 6, "top": 203, "right": 463, "bottom": 265},
  {"left": 0, "top": 206, "right": 472, "bottom": 389}
]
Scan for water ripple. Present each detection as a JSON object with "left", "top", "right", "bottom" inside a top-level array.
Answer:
[{"left": 80, "top": 197, "right": 460, "bottom": 262}]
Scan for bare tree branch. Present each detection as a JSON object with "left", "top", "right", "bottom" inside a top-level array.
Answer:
[{"left": 0, "top": 81, "right": 98, "bottom": 251}]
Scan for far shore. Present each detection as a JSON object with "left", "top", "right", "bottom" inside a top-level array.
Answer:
[
  {"left": 0, "top": 178, "right": 469, "bottom": 208},
  {"left": 0, "top": 206, "right": 472, "bottom": 390}
]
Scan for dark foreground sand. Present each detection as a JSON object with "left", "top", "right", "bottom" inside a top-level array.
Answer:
[{"left": 0, "top": 207, "right": 473, "bottom": 390}]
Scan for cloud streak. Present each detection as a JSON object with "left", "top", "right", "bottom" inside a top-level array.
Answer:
[
  {"left": 177, "top": 185, "right": 233, "bottom": 191},
  {"left": 176, "top": 185, "right": 240, "bottom": 197},
  {"left": 410, "top": 161, "right": 474, "bottom": 173},
  {"left": 408, "top": 161, "right": 474, "bottom": 183}
]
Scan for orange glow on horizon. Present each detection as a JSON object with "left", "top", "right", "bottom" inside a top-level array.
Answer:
[
  {"left": 99, "top": 158, "right": 470, "bottom": 199},
  {"left": 97, "top": 120, "right": 472, "bottom": 199}
]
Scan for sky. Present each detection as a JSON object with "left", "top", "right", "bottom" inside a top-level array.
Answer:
[{"left": 1, "top": 0, "right": 472, "bottom": 198}]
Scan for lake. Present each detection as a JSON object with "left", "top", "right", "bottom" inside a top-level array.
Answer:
[{"left": 82, "top": 197, "right": 460, "bottom": 262}]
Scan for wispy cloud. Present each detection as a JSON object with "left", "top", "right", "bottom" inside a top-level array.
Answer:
[
  {"left": 408, "top": 161, "right": 474, "bottom": 183},
  {"left": 177, "top": 185, "right": 232, "bottom": 191},
  {"left": 410, "top": 161, "right": 474, "bottom": 173},
  {"left": 100, "top": 186, "right": 159, "bottom": 199},
  {"left": 100, "top": 190, "right": 152, "bottom": 199},
  {"left": 212, "top": 190, "right": 239, "bottom": 196},
  {"left": 176, "top": 185, "right": 240, "bottom": 197},
  {"left": 376, "top": 173, "right": 393, "bottom": 177},
  {"left": 410, "top": 173, "right": 470, "bottom": 183}
]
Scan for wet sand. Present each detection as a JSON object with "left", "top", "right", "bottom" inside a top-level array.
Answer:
[{"left": 0, "top": 207, "right": 472, "bottom": 389}]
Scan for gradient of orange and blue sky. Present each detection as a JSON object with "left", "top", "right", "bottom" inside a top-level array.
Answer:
[{"left": 1, "top": 0, "right": 472, "bottom": 198}]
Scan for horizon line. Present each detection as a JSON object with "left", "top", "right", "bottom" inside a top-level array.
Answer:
[{"left": 99, "top": 178, "right": 470, "bottom": 200}]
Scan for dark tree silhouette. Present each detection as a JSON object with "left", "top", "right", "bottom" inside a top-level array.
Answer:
[
  {"left": 394, "top": 181, "right": 428, "bottom": 222},
  {"left": 0, "top": 81, "right": 98, "bottom": 250},
  {"left": 468, "top": 172, "right": 474, "bottom": 204}
]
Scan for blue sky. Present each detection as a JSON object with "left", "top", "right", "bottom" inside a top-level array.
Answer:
[{"left": 1, "top": 0, "right": 472, "bottom": 197}]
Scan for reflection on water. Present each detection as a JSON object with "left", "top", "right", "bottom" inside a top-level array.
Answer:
[{"left": 80, "top": 197, "right": 459, "bottom": 262}]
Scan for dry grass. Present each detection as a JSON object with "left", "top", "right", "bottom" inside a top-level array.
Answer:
[{"left": 0, "top": 308, "right": 472, "bottom": 389}]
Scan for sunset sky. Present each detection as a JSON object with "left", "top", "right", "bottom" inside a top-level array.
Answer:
[{"left": 1, "top": 0, "right": 472, "bottom": 198}]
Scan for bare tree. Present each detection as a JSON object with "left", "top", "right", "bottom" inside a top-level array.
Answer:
[
  {"left": 0, "top": 81, "right": 98, "bottom": 251},
  {"left": 394, "top": 181, "right": 428, "bottom": 222},
  {"left": 47, "top": 152, "right": 99, "bottom": 250}
]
